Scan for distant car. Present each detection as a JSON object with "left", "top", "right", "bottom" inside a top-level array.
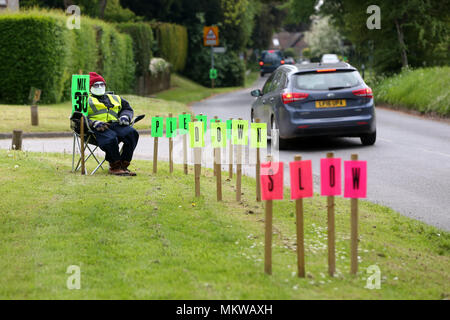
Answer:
[
  {"left": 284, "top": 57, "right": 295, "bottom": 65},
  {"left": 321, "top": 54, "right": 340, "bottom": 63},
  {"left": 259, "top": 50, "right": 285, "bottom": 77},
  {"left": 250, "top": 62, "right": 376, "bottom": 149}
]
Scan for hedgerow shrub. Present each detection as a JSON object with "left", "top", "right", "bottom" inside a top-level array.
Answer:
[
  {"left": 0, "top": 9, "right": 135, "bottom": 104},
  {"left": 116, "top": 22, "right": 154, "bottom": 78},
  {"left": 152, "top": 22, "right": 188, "bottom": 72}
]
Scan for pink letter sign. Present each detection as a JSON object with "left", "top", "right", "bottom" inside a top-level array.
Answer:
[
  {"left": 289, "top": 160, "right": 313, "bottom": 199},
  {"left": 260, "top": 162, "right": 284, "bottom": 200},
  {"left": 320, "top": 158, "right": 341, "bottom": 196},
  {"left": 344, "top": 161, "right": 367, "bottom": 198}
]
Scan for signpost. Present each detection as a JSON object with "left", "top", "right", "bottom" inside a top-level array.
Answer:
[
  {"left": 321, "top": 152, "right": 342, "bottom": 277},
  {"left": 211, "top": 119, "right": 226, "bottom": 201},
  {"left": 260, "top": 159, "right": 284, "bottom": 275},
  {"left": 166, "top": 113, "right": 177, "bottom": 174},
  {"left": 203, "top": 26, "right": 219, "bottom": 88},
  {"left": 290, "top": 156, "right": 313, "bottom": 278},
  {"left": 151, "top": 116, "right": 163, "bottom": 174},
  {"left": 29, "top": 87, "right": 41, "bottom": 126},
  {"left": 232, "top": 118, "right": 248, "bottom": 202},
  {"left": 71, "top": 74, "right": 90, "bottom": 175},
  {"left": 179, "top": 112, "right": 191, "bottom": 175},
  {"left": 227, "top": 119, "right": 233, "bottom": 179},
  {"left": 190, "top": 119, "right": 204, "bottom": 197},
  {"left": 344, "top": 154, "right": 367, "bottom": 274},
  {"left": 251, "top": 119, "right": 267, "bottom": 202}
]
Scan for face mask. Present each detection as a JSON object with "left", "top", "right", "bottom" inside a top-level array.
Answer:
[{"left": 91, "top": 82, "right": 106, "bottom": 96}]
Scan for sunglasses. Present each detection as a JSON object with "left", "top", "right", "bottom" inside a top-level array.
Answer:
[{"left": 92, "top": 82, "right": 106, "bottom": 88}]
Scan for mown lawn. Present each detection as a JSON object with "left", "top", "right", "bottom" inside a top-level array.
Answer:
[
  {"left": 0, "top": 95, "right": 191, "bottom": 134},
  {"left": 155, "top": 73, "right": 259, "bottom": 105},
  {"left": 1, "top": 150, "right": 448, "bottom": 299},
  {"left": 374, "top": 67, "right": 450, "bottom": 117}
]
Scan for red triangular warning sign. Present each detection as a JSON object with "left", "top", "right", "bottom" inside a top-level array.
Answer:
[{"left": 206, "top": 29, "right": 217, "bottom": 40}]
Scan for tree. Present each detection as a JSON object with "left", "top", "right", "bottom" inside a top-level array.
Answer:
[
  {"left": 321, "top": 0, "right": 449, "bottom": 73},
  {"left": 304, "top": 15, "right": 347, "bottom": 58}
]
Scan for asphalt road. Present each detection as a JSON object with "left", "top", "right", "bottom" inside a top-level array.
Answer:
[
  {"left": 2, "top": 77, "right": 449, "bottom": 230},
  {"left": 191, "top": 77, "right": 450, "bottom": 231}
]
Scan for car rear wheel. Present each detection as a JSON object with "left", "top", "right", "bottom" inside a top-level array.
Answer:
[
  {"left": 260, "top": 71, "right": 265, "bottom": 77},
  {"left": 360, "top": 131, "right": 376, "bottom": 146}
]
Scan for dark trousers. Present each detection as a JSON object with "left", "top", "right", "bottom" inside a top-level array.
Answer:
[{"left": 94, "top": 123, "right": 139, "bottom": 163}]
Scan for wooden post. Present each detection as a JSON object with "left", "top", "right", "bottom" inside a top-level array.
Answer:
[
  {"left": 31, "top": 105, "right": 39, "bottom": 126},
  {"left": 213, "top": 116, "right": 218, "bottom": 177},
  {"left": 255, "top": 118, "right": 261, "bottom": 202},
  {"left": 236, "top": 118, "right": 243, "bottom": 202},
  {"left": 214, "top": 119, "right": 222, "bottom": 201},
  {"left": 264, "top": 155, "right": 273, "bottom": 275},
  {"left": 327, "top": 152, "right": 335, "bottom": 276},
  {"left": 193, "top": 119, "right": 202, "bottom": 197},
  {"left": 169, "top": 113, "right": 173, "bottom": 174},
  {"left": 80, "top": 115, "right": 86, "bottom": 175},
  {"left": 294, "top": 155, "right": 305, "bottom": 278},
  {"left": 153, "top": 115, "right": 159, "bottom": 174},
  {"left": 351, "top": 153, "right": 359, "bottom": 275},
  {"left": 228, "top": 118, "right": 233, "bottom": 179},
  {"left": 12, "top": 130, "right": 22, "bottom": 151},
  {"left": 183, "top": 113, "right": 188, "bottom": 175}
]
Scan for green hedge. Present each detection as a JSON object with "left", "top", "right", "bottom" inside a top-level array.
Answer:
[
  {"left": 0, "top": 10, "right": 135, "bottom": 104},
  {"left": 183, "top": 49, "right": 245, "bottom": 87},
  {"left": 152, "top": 22, "right": 188, "bottom": 72},
  {"left": 116, "top": 22, "right": 154, "bottom": 78}
]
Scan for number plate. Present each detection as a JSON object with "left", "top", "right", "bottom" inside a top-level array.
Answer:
[
  {"left": 264, "top": 63, "right": 272, "bottom": 66},
  {"left": 315, "top": 99, "right": 346, "bottom": 108}
]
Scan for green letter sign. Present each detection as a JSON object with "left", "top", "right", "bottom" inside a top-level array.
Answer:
[{"left": 71, "top": 75, "right": 90, "bottom": 116}]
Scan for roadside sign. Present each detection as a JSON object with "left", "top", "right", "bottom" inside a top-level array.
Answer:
[
  {"left": 189, "top": 121, "right": 205, "bottom": 148},
  {"left": 211, "top": 122, "right": 227, "bottom": 148},
  {"left": 290, "top": 160, "right": 313, "bottom": 199},
  {"left": 166, "top": 117, "right": 177, "bottom": 138},
  {"left": 260, "top": 161, "right": 284, "bottom": 200},
  {"left": 179, "top": 113, "right": 191, "bottom": 135},
  {"left": 151, "top": 116, "right": 163, "bottom": 137},
  {"left": 320, "top": 157, "right": 342, "bottom": 196},
  {"left": 213, "top": 47, "right": 226, "bottom": 54},
  {"left": 203, "top": 26, "right": 219, "bottom": 46},
  {"left": 250, "top": 122, "right": 267, "bottom": 148},
  {"left": 71, "top": 75, "right": 89, "bottom": 116},
  {"left": 344, "top": 160, "right": 367, "bottom": 198},
  {"left": 209, "top": 68, "right": 218, "bottom": 80}
]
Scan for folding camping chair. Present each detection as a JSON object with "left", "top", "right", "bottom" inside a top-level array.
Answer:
[{"left": 70, "top": 111, "right": 145, "bottom": 175}]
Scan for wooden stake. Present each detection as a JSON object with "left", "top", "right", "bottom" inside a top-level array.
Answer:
[
  {"left": 351, "top": 153, "right": 359, "bottom": 275},
  {"left": 294, "top": 155, "right": 305, "bottom": 278},
  {"left": 236, "top": 118, "right": 243, "bottom": 202},
  {"left": 80, "top": 116, "right": 85, "bottom": 175},
  {"left": 213, "top": 116, "right": 218, "bottom": 177},
  {"left": 214, "top": 119, "right": 222, "bottom": 201},
  {"left": 228, "top": 118, "right": 233, "bottom": 179},
  {"left": 183, "top": 112, "right": 188, "bottom": 175},
  {"left": 265, "top": 199, "right": 273, "bottom": 275},
  {"left": 193, "top": 119, "right": 201, "bottom": 197},
  {"left": 264, "top": 155, "right": 274, "bottom": 275},
  {"left": 255, "top": 118, "right": 261, "bottom": 202},
  {"left": 12, "top": 130, "right": 22, "bottom": 151},
  {"left": 31, "top": 105, "right": 39, "bottom": 126},
  {"left": 153, "top": 115, "right": 159, "bottom": 174},
  {"left": 169, "top": 113, "right": 173, "bottom": 174},
  {"left": 327, "top": 152, "right": 335, "bottom": 276}
]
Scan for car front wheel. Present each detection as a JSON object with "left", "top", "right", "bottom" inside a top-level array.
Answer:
[{"left": 360, "top": 131, "right": 376, "bottom": 146}]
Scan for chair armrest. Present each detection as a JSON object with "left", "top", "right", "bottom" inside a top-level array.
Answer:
[{"left": 131, "top": 114, "right": 145, "bottom": 127}]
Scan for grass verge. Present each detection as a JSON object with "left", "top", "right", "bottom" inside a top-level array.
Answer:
[
  {"left": 373, "top": 67, "right": 450, "bottom": 117},
  {"left": 155, "top": 73, "right": 259, "bottom": 105},
  {"left": 1, "top": 150, "right": 448, "bottom": 299},
  {"left": 0, "top": 95, "right": 191, "bottom": 134}
]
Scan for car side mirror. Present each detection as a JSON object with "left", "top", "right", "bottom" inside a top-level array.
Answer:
[{"left": 251, "top": 89, "right": 262, "bottom": 97}]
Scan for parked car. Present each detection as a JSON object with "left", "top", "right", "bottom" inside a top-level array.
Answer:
[
  {"left": 321, "top": 54, "right": 340, "bottom": 63},
  {"left": 250, "top": 62, "right": 376, "bottom": 149},
  {"left": 284, "top": 57, "right": 296, "bottom": 65},
  {"left": 259, "top": 50, "right": 285, "bottom": 77}
]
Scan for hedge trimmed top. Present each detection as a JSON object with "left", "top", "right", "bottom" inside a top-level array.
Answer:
[{"left": 0, "top": 9, "right": 188, "bottom": 104}]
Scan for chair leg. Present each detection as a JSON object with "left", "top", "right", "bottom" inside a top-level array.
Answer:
[
  {"left": 91, "top": 159, "right": 107, "bottom": 175},
  {"left": 72, "top": 134, "right": 77, "bottom": 172}
]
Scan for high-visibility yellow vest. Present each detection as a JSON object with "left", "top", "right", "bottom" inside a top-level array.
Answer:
[{"left": 87, "top": 94, "right": 122, "bottom": 122}]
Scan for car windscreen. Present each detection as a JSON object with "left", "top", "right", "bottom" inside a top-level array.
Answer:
[
  {"left": 261, "top": 51, "right": 282, "bottom": 61},
  {"left": 293, "top": 71, "right": 363, "bottom": 90}
]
